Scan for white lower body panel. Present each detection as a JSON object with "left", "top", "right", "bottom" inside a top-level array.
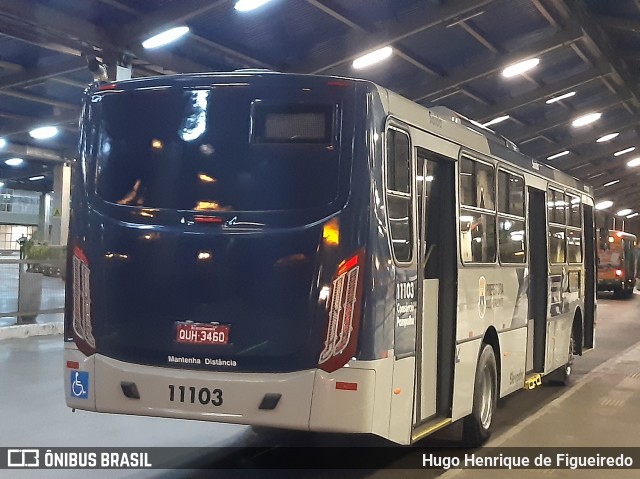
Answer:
[{"left": 64, "top": 346, "right": 394, "bottom": 437}]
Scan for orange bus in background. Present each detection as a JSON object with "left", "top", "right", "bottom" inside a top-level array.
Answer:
[{"left": 597, "top": 229, "right": 637, "bottom": 298}]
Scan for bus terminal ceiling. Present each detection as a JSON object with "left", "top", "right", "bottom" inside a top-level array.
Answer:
[{"left": 0, "top": 0, "right": 639, "bottom": 233}]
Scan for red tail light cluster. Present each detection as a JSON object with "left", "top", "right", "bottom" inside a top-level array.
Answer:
[
  {"left": 615, "top": 269, "right": 623, "bottom": 277},
  {"left": 318, "top": 251, "right": 365, "bottom": 373},
  {"left": 72, "top": 246, "right": 96, "bottom": 355}
]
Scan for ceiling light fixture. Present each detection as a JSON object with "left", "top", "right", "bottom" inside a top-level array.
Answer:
[
  {"left": 352, "top": 46, "right": 393, "bottom": 69},
  {"left": 545, "top": 91, "right": 576, "bottom": 104},
  {"left": 627, "top": 213, "right": 639, "bottom": 219},
  {"left": 502, "top": 58, "right": 540, "bottom": 78},
  {"left": 29, "top": 126, "right": 58, "bottom": 139},
  {"left": 547, "top": 150, "right": 570, "bottom": 160},
  {"left": 602, "top": 179, "right": 620, "bottom": 187},
  {"left": 482, "top": 115, "right": 510, "bottom": 127},
  {"left": 595, "top": 200, "right": 613, "bottom": 210},
  {"left": 616, "top": 209, "right": 632, "bottom": 217},
  {"left": 627, "top": 157, "right": 640, "bottom": 168},
  {"left": 5, "top": 158, "right": 23, "bottom": 166},
  {"left": 0, "top": 138, "right": 6, "bottom": 149},
  {"left": 596, "top": 132, "right": 619, "bottom": 143},
  {"left": 142, "top": 26, "right": 190, "bottom": 49},
  {"left": 28, "top": 175, "right": 45, "bottom": 181},
  {"left": 615, "top": 147, "right": 636, "bottom": 156},
  {"left": 234, "top": 0, "right": 273, "bottom": 11},
  {"left": 571, "top": 112, "right": 601, "bottom": 127}
]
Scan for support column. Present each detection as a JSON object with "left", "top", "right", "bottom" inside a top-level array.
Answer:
[
  {"left": 50, "top": 163, "right": 71, "bottom": 246},
  {"left": 36, "top": 192, "right": 51, "bottom": 242}
]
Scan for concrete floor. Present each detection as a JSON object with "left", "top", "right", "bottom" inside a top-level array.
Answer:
[{"left": 1, "top": 291, "right": 639, "bottom": 478}]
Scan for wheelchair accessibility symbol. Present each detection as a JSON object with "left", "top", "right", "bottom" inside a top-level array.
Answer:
[{"left": 70, "top": 371, "right": 89, "bottom": 399}]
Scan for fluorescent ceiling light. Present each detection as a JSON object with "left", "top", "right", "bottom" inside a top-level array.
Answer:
[
  {"left": 571, "top": 112, "right": 601, "bottom": 127},
  {"left": 595, "top": 200, "right": 613, "bottom": 210},
  {"left": 482, "top": 115, "right": 510, "bottom": 127},
  {"left": 615, "top": 147, "right": 636, "bottom": 156},
  {"left": 502, "top": 58, "right": 540, "bottom": 78},
  {"left": 29, "top": 175, "right": 45, "bottom": 181},
  {"left": 545, "top": 91, "right": 575, "bottom": 104},
  {"left": 0, "top": 181, "right": 3, "bottom": 187},
  {"left": 5, "top": 158, "right": 23, "bottom": 166},
  {"left": 627, "top": 157, "right": 640, "bottom": 167},
  {"left": 234, "top": 0, "right": 273, "bottom": 11},
  {"left": 0, "top": 138, "right": 6, "bottom": 149},
  {"left": 627, "top": 213, "right": 639, "bottom": 219},
  {"left": 602, "top": 179, "right": 620, "bottom": 187},
  {"left": 142, "top": 26, "right": 189, "bottom": 49},
  {"left": 29, "top": 126, "right": 58, "bottom": 139},
  {"left": 547, "top": 150, "right": 570, "bottom": 160},
  {"left": 617, "top": 209, "right": 632, "bottom": 217},
  {"left": 352, "top": 46, "right": 393, "bottom": 69},
  {"left": 597, "top": 132, "right": 619, "bottom": 143}
]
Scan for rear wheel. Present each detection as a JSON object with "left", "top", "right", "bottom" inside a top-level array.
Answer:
[{"left": 463, "top": 344, "right": 497, "bottom": 446}]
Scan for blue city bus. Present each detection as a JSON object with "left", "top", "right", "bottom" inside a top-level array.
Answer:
[{"left": 65, "top": 71, "right": 596, "bottom": 445}]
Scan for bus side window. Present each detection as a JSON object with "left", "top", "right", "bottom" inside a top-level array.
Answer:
[
  {"left": 459, "top": 156, "right": 496, "bottom": 264},
  {"left": 386, "top": 128, "right": 413, "bottom": 263}
]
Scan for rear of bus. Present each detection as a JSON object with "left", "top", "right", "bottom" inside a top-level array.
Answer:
[
  {"left": 64, "top": 73, "right": 379, "bottom": 432},
  {"left": 597, "top": 230, "right": 637, "bottom": 297}
]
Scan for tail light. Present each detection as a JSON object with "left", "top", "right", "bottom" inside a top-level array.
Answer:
[
  {"left": 72, "top": 246, "right": 96, "bottom": 355},
  {"left": 318, "top": 250, "right": 365, "bottom": 373},
  {"left": 615, "top": 269, "right": 623, "bottom": 277}
]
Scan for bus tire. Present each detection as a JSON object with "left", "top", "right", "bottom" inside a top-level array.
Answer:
[{"left": 463, "top": 344, "right": 497, "bottom": 446}]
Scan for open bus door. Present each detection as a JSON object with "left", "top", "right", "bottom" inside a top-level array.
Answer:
[{"left": 411, "top": 141, "right": 457, "bottom": 442}]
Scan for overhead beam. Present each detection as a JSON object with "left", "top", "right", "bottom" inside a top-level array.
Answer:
[
  {"left": 592, "top": 171, "right": 640, "bottom": 194},
  {"left": 0, "top": 89, "right": 79, "bottom": 110},
  {"left": 295, "top": 0, "right": 499, "bottom": 74},
  {"left": 471, "top": 67, "right": 611, "bottom": 123},
  {"left": 0, "top": 58, "right": 86, "bottom": 90},
  {"left": 513, "top": 95, "right": 631, "bottom": 143},
  {"left": 117, "top": 0, "right": 227, "bottom": 46},
  {"left": 1, "top": 142, "right": 67, "bottom": 163},
  {"left": 408, "top": 26, "right": 583, "bottom": 103},
  {"left": 0, "top": 110, "right": 80, "bottom": 137},
  {"left": 594, "top": 15, "right": 640, "bottom": 33},
  {"left": 561, "top": 134, "right": 640, "bottom": 171},
  {"left": 523, "top": 118, "right": 640, "bottom": 160}
]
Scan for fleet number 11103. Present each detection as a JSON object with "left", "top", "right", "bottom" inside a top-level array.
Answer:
[{"left": 168, "top": 384, "right": 223, "bottom": 406}]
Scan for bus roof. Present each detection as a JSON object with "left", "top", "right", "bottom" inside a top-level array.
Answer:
[{"left": 88, "top": 70, "right": 593, "bottom": 198}]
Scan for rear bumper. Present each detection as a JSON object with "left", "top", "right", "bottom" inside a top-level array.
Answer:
[
  {"left": 64, "top": 345, "right": 377, "bottom": 433},
  {"left": 597, "top": 279, "right": 634, "bottom": 291}
]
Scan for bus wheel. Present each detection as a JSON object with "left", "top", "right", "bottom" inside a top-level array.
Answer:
[{"left": 463, "top": 344, "right": 497, "bottom": 446}]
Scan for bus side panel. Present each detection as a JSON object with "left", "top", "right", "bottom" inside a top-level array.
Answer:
[
  {"left": 498, "top": 328, "right": 527, "bottom": 397},
  {"left": 545, "top": 315, "right": 573, "bottom": 373},
  {"left": 388, "top": 356, "right": 415, "bottom": 445},
  {"left": 309, "top": 367, "right": 376, "bottom": 433},
  {"left": 451, "top": 339, "right": 482, "bottom": 421}
]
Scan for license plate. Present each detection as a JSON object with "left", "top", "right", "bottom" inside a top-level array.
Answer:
[{"left": 176, "top": 322, "right": 229, "bottom": 345}]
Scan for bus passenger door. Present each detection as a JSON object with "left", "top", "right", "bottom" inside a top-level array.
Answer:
[
  {"left": 527, "top": 187, "right": 547, "bottom": 372},
  {"left": 413, "top": 147, "right": 457, "bottom": 429}
]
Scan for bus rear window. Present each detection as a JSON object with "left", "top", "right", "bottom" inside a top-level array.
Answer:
[
  {"left": 93, "top": 88, "right": 344, "bottom": 212},
  {"left": 252, "top": 103, "right": 333, "bottom": 143}
]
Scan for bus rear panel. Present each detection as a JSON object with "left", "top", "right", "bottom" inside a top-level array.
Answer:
[{"left": 65, "top": 73, "right": 385, "bottom": 434}]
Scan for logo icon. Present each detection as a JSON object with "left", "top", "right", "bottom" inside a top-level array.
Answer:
[
  {"left": 478, "top": 276, "right": 487, "bottom": 319},
  {"left": 7, "top": 449, "right": 39, "bottom": 467},
  {"left": 70, "top": 371, "right": 89, "bottom": 399}
]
